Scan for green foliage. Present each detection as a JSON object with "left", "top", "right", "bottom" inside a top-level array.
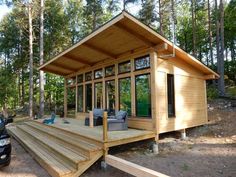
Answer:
[
  {"left": 226, "top": 86, "right": 236, "bottom": 97},
  {"left": 207, "top": 85, "right": 219, "bottom": 100}
]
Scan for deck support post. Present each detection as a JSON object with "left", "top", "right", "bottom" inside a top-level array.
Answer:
[
  {"left": 180, "top": 129, "right": 187, "bottom": 140},
  {"left": 152, "top": 134, "right": 159, "bottom": 154},
  {"left": 64, "top": 78, "right": 67, "bottom": 118},
  {"left": 101, "top": 147, "right": 109, "bottom": 170}
]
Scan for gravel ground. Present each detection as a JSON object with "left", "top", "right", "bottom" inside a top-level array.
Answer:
[
  {"left": 1, "top": 99, "right": 236, "bottom": 177},
  {"left": 0, "top": 139, "right": 50, "bottom": 177}
]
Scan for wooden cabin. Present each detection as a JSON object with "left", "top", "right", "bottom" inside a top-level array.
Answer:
[
  {"left": 8, "top": 11, "right": 220, "bottom": 177},
  {"left": 39, "top": 11, "right": 218, "bottom": 137}
]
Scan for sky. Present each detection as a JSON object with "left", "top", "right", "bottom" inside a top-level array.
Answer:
[{"left": 0, "top": 4, "right": 11, "bottom": 21}]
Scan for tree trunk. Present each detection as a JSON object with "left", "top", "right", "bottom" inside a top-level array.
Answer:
[
  {"left": 191, "top": 0, "right": 196, "bottom": 57},
  {"left": 218, "top": 0, "right": 225, "bottom": 95},
  {"left": 158, "top": 0, "right": 163, "bottom": 36},
  {"left": 28, "top": 3, "right": 34, "bottom": 119},
  {"left": 39, "top": 0, "right": 45, "bottom": 118},
  {"left": 21, "top": 68, "right": 25, "bottom": 107},
  {"left": 208, "top": 0, "right": 213, "bottom": 66}
]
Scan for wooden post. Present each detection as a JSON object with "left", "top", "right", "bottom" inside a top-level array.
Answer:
[
  {"left": 89, "top": 111, "right": 94, "bottom": 128},
  {"left": 64, "top": 78, "right": 67, "bottom": 118},
  {"left": 103, "top": 111, "right": 108, "bottom": 142}
]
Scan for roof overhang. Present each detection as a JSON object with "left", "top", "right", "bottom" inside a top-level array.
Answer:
[{"left": 39, "top": 11, "right": 219, "bottom": 79}]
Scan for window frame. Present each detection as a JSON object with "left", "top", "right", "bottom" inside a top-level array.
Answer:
[
  {"left": 85, "top": 71, "right": 92, "bottom": 81},
  {"left": 118, "top": 60, "right": 131, "bottom": 74},
  {"left": 134, "top": 55, "right": 150, "bottom": 71},
  {"left": 94, "top": 69, "right": 103, "bottom": 79},
  {"left": 167, "top": 74, "right": 175, "bottom": 118},
  {"left": 105, "top": 65, "right": 115, "bottom": 77},
  {"left": 85, "top": 83, "right": 92, "bottom": 112},
  {"left": 135, "top": 73, "right": 152, "bottom": 118},
  {"left": 118, "top": 77, "right": 132, "bottom": 116}
]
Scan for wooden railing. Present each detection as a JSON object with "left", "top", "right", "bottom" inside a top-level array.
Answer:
[{"left": 103, "top": 111, "right": 108, "bottom": 142}]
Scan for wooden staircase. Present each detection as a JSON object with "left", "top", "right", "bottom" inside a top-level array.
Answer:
[{"left": 8, "top": 121, "right": 103, "bottom": 177}]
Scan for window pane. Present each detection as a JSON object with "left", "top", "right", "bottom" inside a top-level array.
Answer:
[
  {"left": 95, "top": 82, "right": 103, "bottom": 108},
  {"left": 67, "top": 87, "right": 76, "bottom": 116},
  {"left": 105, "top": 65, "right": 115, "bottom": 77},
  {"left": 106, "top": 80, "right": 115, "bottom": 113},
  {"left": 85, "top": 72, "right": 92, "bottom": 81},
  {"left": 77, "top": 85, "right": 83, "bottom": 112},
  {"left": 77, "top": 74, "right": 83, "bottom": 83},
  {"left": 67, "top": 77, "right": 76, "bottom": 85},
  {"left": 119, "top": 77, "right": 131, "bottom": 116},
  {"left": 135, "top": 74, "right": 151, "bottom": 117},
  {"left": 85, "top": 84, "right": 92, "bottom": 112},
  {"left": 135, "top": 55, "right": 150, "bottom": 70},
  {"left": 118, "top": 61, "right": 131, "bottom": 74},
  {"left": 94, "top": 69, "right": 103, "bottom": 79},
  {"left": 167, "top": 74, "right": 175, "bottom": 117}
]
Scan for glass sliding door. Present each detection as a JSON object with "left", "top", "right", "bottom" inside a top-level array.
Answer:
[
  {"left": 85, "top": 84, "right": 92, "bottom": 112},
  {"left": 135, "top": 74, "right": 151, "bottom": 117},
  {"left": 77, "top": 85, "right": 83, "bottom": 112},
  {"left": 119, "top": 77, "right": 131, "bottom": 116},
  {"left": 105, "top": 80, "right": 115, "bottom": 113},
  {"left": 95, "top": 82, "right": 103, "bottom": 108}
]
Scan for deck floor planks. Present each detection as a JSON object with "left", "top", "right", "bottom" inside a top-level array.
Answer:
[{"left": 34, "top": 118, "right": 155, "bottom": 147}]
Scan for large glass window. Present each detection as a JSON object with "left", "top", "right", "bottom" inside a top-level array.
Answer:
[
  {"left": 118, "top": 61, "right": 131, "bottom": 74},
  {"left": 167, "top": 74, "right": 175, "bottom": 117},
  {"left": 85, "top": 72, "right": 92, "bottom": 81},
  {"left": 94, "top": 69, "right": 103, "bottom": 79},
  {"left": 105, "top": 65, "right": 115, "bottom": 77},
  {"left": 95, "top": 82, "right": 103, "bottom": 108},
  {"left": 135, "top": 55, "right": 150, "bottom": 70},
  {"left": 105, "top": 80, "right": 115, "bottom": 112},
  {"left": 135, "top": 74, "right": 151, "bottom": 117},
  {"left": 85, "top": 84, "right": 92, "bottom": 112},
  {"left": 77, "top": 85, "right": 83, "bottom": 112},
  {"left": 119, "top": 77, "right": 131, "bottom": 116}
]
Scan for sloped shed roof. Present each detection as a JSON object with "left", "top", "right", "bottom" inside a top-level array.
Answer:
[{"left": 39, "top": 11, "right": 219, "bottom": 78}]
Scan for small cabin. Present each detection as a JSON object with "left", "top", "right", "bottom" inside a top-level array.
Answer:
[{"left": 39, "top": 11, "right": 219, "bottom": 139}]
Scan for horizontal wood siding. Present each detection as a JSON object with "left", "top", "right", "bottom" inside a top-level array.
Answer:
[{"left": 156, "top": 57, "right": 208, "bottom": 133}]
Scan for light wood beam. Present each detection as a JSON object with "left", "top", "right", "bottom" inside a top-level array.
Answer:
[
  {"left": 52, "top": 62, "right": 77, "bottom": 72},
  {"left": 114, "top": 23, "right": 155, "bottom": 47},
  {"left": 63, "top": 54, "right": 93, "bottom": 66},
  {"left": 204, "top": 74, "right": 216, "bottom": 80},
  {"left": 152, "top": 43, "right": 168, "bottom": 52},
  {"left": 105, "top": 155, "right": 170, "bottom": 177},
  {"left": 83, "top": 43, "right": 116, "bottom": 59},
  {"left": 43, "top": 67, "right": 67, "bottom": 76}
]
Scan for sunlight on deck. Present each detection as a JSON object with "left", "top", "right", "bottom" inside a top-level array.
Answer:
[{"left": 40, "top": 118, "right": 155, "bottom": 143}]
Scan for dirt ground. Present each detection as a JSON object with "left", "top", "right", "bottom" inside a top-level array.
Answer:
[
  {"left": 0, "top": 139, "right": 50, "bottom": 177},
  {"left": 1, "top": 99, "right": 236, "bottom": 177}
]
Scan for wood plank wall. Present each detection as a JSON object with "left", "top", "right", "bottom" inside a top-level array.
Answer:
[{"left": 156, "top": 56, "right": 208, "bottom": 133}]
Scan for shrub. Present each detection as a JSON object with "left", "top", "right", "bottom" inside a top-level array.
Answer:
[{"left": 207, "top": 86, "right": 219, "bottom": 100}]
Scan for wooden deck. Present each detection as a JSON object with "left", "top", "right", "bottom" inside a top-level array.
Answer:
[
  {"left": 36, "top": 118, "right": 156, "bottom": 148},
  {"left": 8, "top": 118, "right": 155, "bottom": 177}
]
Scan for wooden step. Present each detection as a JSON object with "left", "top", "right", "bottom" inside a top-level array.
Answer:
[
  {"left": 8, "top": 127, "right": 76, "bottom": 177},
  {"left": 17, "top": 124, "right": 88, "bottom": 169},
  {"left": 32, "top": 120, "right": 103, "bottom": 147},
  {"left": 25, "top": 121, "right": 101, "bottom": 158}
]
